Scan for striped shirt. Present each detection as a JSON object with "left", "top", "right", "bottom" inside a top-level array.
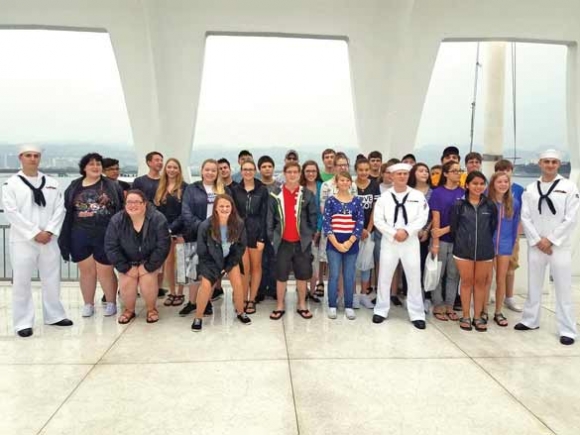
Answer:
[{"left": 322, "top": 195, "right": 364, "bottom": 254}]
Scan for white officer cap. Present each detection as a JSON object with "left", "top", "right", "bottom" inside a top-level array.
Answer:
[
  {"left": 18, "top": 144, "right": 43, "bottom": 155},
  {"left": 539, "top": 149, "right": 561, "bottom": 161},
  {"left": 388, "top": 163, "right": 413, "bottom": 173}
]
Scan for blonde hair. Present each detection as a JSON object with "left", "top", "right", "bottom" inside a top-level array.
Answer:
[
  {"left": 154, "top": 158, "right": 184, "bottom": 206},
  {"left": 201, "top": 158, "right": 225, "bottom": 194},
  {"left": 488, "top": 172, "right": 514, "bottom": 218}
]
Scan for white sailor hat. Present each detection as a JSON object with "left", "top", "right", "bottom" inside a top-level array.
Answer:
[
  {"left": 18, "top": 144, "right": 43, "bottom": 155},
  {"left": 388, "top": 163, "right": 413, "bottom": 173},
  {"left": 539, "top": 149, "right": 561, "bottom": 161}
]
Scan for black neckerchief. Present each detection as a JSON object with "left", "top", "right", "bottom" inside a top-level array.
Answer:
[
  {"left": 391, "top": 192, "right": 409, "bottom": 225},
  {"left": 537, "top": 178, "right": 561, "bottom": 215},
  {"left": 18, "top": 175, "right": 46, "bottom": 207}
]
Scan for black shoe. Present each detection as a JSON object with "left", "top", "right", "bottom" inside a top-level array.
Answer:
[
  {"left": 191, "top": 318, "right": 202, "bottom": 332},
  {"left": 514, "top": 323, "right": 539, "bottom": 331},
  {"left": 372, "top": 314, "right": 385, "bottom": 324},
  {"left": 390, "top": 295, "right": 402, "bottom": 306},
  {"left": 204, "top": 301, "right": 213, "bottom": 316},
  {"left": 560, "top": 336, "right": 575, "bottom": 345},
  {"left": 412, "top": 320, "right": 426, "bottom": 330},
  {"left": 179, "top": 301, "right": 197, "bottom": 317},
  {"left": 101, "top": 294, "right": 106, "bottom": 304},
  {"left": 211, "top": 288, "right": 224, "bottom": 301},
  {"left": 237, "top": 313, "right": 252, "bottom": 325},
  {"left": 306, "top": 292, "right": 321, "bottom": 303},
  {"left": 50, "top": 319, "right": 73, "bottom": 327},
  {"left": 158, "top": 288, "right": 168, "bottom": 298},
  {"left": 17, "top": 328, "right": 33, "bottom": 337}
]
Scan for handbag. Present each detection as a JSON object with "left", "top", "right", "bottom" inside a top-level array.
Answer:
[
  {"left": 423, "top": 253, "right": 442, "bottom": 292},
  {"left": 356, "top": 237, "right": 375, "bottom": 271},
  {"left": 176, "top": 242, "right": 198, "bottom": 284}
]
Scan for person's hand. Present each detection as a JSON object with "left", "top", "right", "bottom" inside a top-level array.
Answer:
[
  {"left": 431, "top": 228, "right": 446, "bottom": 238},
  {"left": 430, "top": 245, "right": 440, "bottom": 257},
  {"left": 34, "top": 231, "right": 52, "bottom": 244},
  {"left": 256, "top": 241, "right": 265, "bottom": 252},
  {"left": 126, "top": 266, "right": 139, "bottom": 278},
  {"left": 337, "top": 243, "right": 349, "bottom": 253},
  {"left": 419, "top": 230, "right": 429, "bottom": 242},
  {"left": 536, "top": 237, "right": 553, "bottom": 254},
  {"left": 137, "top": 264, "right": 149, "bottom": 276},
  {"left": 394, "top": 229, "right": 408, "bottom": 242},
  {"left": 361, "top": 229, "right": 369, "bottom": 241},
  {"left": 313, "top": 232, "right": 321, "bottom": 246}
]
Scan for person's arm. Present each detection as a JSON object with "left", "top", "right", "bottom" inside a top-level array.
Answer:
[
  {"left": 1, "top": 181, "right": 42, "bottom": 240},
  {"left": 404, "top": 195, "right": 429, "bottom": 238},
  {"left": 258, "top": 188, "right": 268, "bottom": 243},
  {"left": 182, "top": 186, "right": 204, "bottom": 242},
  {"left": 266, "top": 194, "right": 278, "bottom": 244},
  {"left": 372, "top": 196, "right": 396, "bottom": 241},
  {"left": 104, "top": 215, "right": 131, "bottom": 273},
  {"left": 225, "top": 223, "right": 247, "bottom": 272},
  {"left": 306, "top": 192, "right": 318, "bottom": 233},
  {"left": 44, "top": 185, "right": 66, "bottom": 236},
  {"left": 351, "top": 198, "right": 364, "bottom": 240},
  {"left": 143, "top": 214, "right": 171, "bottom": 272},
  {"left": 520, "top": 190, "right": 541, "bottom": 246},
  {"left": 547, "top": 183, "right": 580, "bottom": 247}
]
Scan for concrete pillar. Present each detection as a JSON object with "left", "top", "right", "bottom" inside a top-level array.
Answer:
[{"left": 482, "top": 42, "right": 507, "bottom": 175}]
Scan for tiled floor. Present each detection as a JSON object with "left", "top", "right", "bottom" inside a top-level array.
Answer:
[{"left": 0, "top": 280, "right": 579, "bottom": 435}]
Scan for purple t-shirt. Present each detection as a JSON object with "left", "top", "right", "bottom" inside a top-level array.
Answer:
[{"left": 429, "top": 186, "right": 465, "bottom": 243}]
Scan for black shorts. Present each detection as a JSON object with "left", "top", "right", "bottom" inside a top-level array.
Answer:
[
  {"left": 70, "top": 227, "right": 111, "bottom": 265},
  {"left": 275, "top": 240, "right": 312, "bottom": 282}
]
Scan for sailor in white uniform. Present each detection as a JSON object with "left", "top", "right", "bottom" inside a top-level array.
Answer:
[
  {"left": 1, "top": 144, "right": 73, "bottom": 337},
  {"left": 372, "top": 163, "right": 430, "bottom": 329},
  {"left": 515, "top": 149, "right": 579, "bottom": 345}
]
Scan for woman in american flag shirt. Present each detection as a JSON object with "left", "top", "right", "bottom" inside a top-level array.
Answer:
[{"left": 322, "top": 171, "right": 364, "bottom": 320}]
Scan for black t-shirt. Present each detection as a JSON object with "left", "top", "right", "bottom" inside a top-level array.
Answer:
[
  {"left": 357, "top": 179, "right": 381, "bottom": 228},
  {"left": 73, "top": 182, "right": 116, "bottom": 231},
  {"left": 132, "top": 175, "right": 160, "bottom": 202}
]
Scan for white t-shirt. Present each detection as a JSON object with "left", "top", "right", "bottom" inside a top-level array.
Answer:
[{"left": 204, "top": 184, "right": 215, "bottom": 217}]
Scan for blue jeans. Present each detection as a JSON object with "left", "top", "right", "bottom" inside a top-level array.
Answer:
[{"left": 327, "top": 248, "right": 357, "bottom": 309}]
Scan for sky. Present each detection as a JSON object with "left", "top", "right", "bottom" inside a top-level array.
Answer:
[{"left": 0, "top": 29, "right": 569, "bottom": 154}]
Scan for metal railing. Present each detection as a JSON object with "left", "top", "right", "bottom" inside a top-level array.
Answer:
[{"left": 0, "top": 223, "right": 79, "bottom": 282}]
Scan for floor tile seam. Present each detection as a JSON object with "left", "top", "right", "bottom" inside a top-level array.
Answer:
[
  {"left": 287, "top": 355, "right": 471, "bottom": 361},
  {"left": 35, "top": 305, "right": 144, "bottom": 434},
  {"left": 96, "top": 357, "right": 289, "bottom": 365},
  {"left": 281, "top": 320, "right": 302, "bottom": 435},
  {"left": 470, "top": 358, "right": 557, "bottom": 435}
]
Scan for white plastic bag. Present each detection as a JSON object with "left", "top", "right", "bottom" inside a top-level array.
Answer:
[
  {"left": 356, "top": 238, "right": 375, "bottom": 271},
  {"left": 176, "top": 242, "right": 198, "bottom": 284},
  {"left": 423, "top": 254, "right": 442, "bottom": 292}
]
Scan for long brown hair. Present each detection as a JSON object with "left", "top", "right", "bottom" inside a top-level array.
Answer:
[
  {"left": 154, "top": 158, "right": 184, "bottom": 206},
  {"left": 201, "top": 158, "right": 225, "bottom": 194},
  {"left": 210, "top": 194, "right": 242, "bottom": 242},
  {"left": 488, "top": 172, "right": 514, "bottom": 218}
]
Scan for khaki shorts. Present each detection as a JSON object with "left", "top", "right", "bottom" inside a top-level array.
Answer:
[{"left": 508, "top": 239, "right": 520, "bottom": 271}]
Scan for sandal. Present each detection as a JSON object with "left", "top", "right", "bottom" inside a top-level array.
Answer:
[
  {"left": 434, "top": 311, "right": 448, "bottom": 322},
  {"left": 270, "top": 310, "right": 286, "bottom": 320},
  {"left": 481, "top": 311, "right": 489, "bottom": 323},
  {"left": 446, "top": 310, "right": 459, "bottom": 321},
  {"left": 493, "top": 312, "right": 508, "bottom": 327},
  {"left": 306, "top": 291, "right": 321, "bottom": 303},
  {"left": 472, "top": 318, "right": 488, "bottom": 332},
  {"left": 296, "top": 309, "right": 313, "bottom": 319},
  {"left": 172, "top": 294, "right": 185, "bottom": 306},
  {"left": 163, "top": 294, "right": 176, "bottom": 307},
  {"left": 459, "top": 317, "right": 472, "bottom": 331},
  {"left": 118, "top": 310, "right": 136, "bottom": 325},
  {"left": 146, "top": 309, "right": 159, "bottom": 324},
  {"left": 315, "top": 282, "right": 325, "bottom": 297},
  {"left": 246, "top": 300, "right": 257, "bottom": 315}
]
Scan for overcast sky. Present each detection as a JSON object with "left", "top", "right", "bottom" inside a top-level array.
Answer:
[{"left": 0, "top": 30, "right": 568, "bottom": 153}]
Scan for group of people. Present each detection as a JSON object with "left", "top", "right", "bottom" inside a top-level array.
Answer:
[{"left": 2, "top": 143, "right": 578, "bottom": 345}]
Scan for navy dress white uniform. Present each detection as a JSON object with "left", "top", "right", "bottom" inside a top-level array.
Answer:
[
  {"left": 373, "top": 163, "right": 430, "bottom": 325},
  {"left": 519, "top": 150, "right": 579, "bottom": 343},
  {"left": 1, "top": 147, "right": 69, "bottom": 335}
]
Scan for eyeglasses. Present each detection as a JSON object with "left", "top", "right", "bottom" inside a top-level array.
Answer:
[{"left": 126, "top": 200, "right": 144, "bottom": 205}]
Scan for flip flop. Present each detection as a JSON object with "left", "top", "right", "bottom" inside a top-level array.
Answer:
[
  {"left": 296, "top": 309, "right": 313, "bottom": 319},
  {"left": 269, "top": 310, "right": 286, "bottom": 320}
]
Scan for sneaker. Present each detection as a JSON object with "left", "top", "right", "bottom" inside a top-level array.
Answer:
[
  {"left": 237, "top": 313, "right": 252, "bottom": 325},
  {"left": 327, "top": 307, "right": 337, "bottom": 319},
  {"left": 81, "top": 304, "right": 95, "bottom": 317},
  {"left": 204, "top": 301, "right": 213, "bottom": 316},
  {"left": 345, "top": 308, "right": 356, "bottom": 320},
  {"left": 504, "top": 298, "right": 523, "bottom": 313},
  {"left": 191, "top": 318, "right": 202, "bottom": 332},
  {"left": 359, "top": 293, "right": 375, "bottom": 309},
  {"left": 211, "top": 287, "right": 224, "bottom": 301},
  {"left": 179, "top": 301, "right": 197, "bottom": 317},
  {"left": 352, "top": 294, "right": 361, "bottom": 309},
  {"left": 103, "top": 302, "right": 117, "bottom": 317}
]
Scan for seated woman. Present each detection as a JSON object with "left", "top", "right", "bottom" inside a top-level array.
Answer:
[
  {"left": 192, "top": 194, "right": 251, "bottom": 331},
  {"left": 104, "top": 190, "right": 171, "bottom": 324}
]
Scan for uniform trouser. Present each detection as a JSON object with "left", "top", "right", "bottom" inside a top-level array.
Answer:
[
  {"left": 10, "top": 238, "right": 67, "bottom": 332},
  {"left": 431, "top": 241, "right": 459, "bottom": 308},
  {"left": 374, "top": 236, "right": 425, "bottom": 321},
  {"left": 521, "top": 245, "right": 577, "bottom": 339}
]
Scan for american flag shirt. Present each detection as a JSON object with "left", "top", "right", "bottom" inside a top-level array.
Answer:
[{"left": 322, "top": 195, "right": 364, "bottom": 254}]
